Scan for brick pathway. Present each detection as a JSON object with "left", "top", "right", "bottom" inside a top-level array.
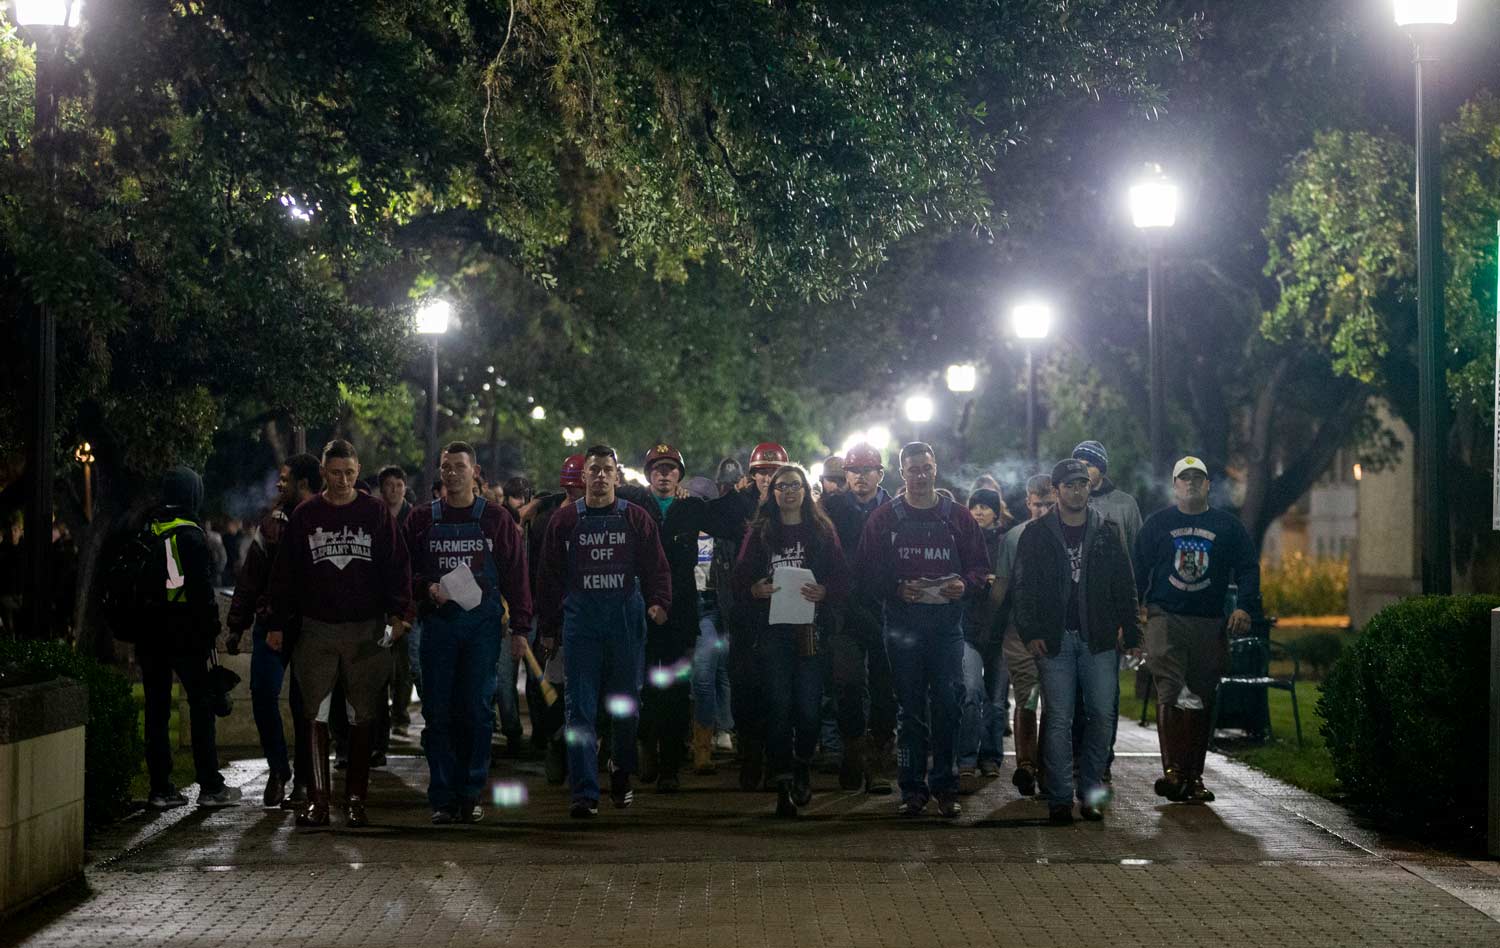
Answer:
[{"left": 6, "top": 720, "right": 1498, "bottom": 947}]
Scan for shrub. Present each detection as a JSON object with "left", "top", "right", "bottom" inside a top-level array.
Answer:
[
  {"left": 1261, "top": 553, "right": 1348, "bottom": 616},
  {"left": 1318, "top": 595, "right": 1496, "bottom": 844},
  {"left": 1287, "top": 631, "right": 1345, "bottom": 679},
  {"left": 0, "top": 639, "right": 143, "bottom": 832}
]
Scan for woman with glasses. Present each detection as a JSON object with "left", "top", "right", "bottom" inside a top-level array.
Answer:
[{"left": 732, "top": 464, "right": 850, "bottom": 817}]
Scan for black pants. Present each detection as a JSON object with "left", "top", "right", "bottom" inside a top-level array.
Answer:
[
  {"left": 728, "top": 625, "right": 766, "bottom": 743},
  {"left": 138, "top": 648, "right": 224, "bottom": 794},
  {"left": 831, "top": 615, "right": 897, "bottom": 746}
]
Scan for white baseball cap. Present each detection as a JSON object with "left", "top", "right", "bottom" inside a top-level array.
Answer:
[{"left": 1172, "top": 456, "right": 1210, "bottom": 479}]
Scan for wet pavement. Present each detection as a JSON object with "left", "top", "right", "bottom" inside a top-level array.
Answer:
[{"left": 6, "top": 719, "right": 1498, "bottom": 947}]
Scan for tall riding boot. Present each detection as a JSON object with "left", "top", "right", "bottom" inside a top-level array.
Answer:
[
  {"left": 1011, "top": 707, "right": 1039, "bottom": 796},
  {"left": 297, "top": 721, "right": 331, "bottom": 827},
  {"left": 344, "top": 722, "right": 372, "bottom": 827},
  {"left": 691, "top": 722, "right": 717, "bottom": 775},
  {"left": 1181, "top": 705, "right": 1216, "bottom": 803},
  {"left": 1153, "top": 705, "right": 1186, "bottom": 801}
]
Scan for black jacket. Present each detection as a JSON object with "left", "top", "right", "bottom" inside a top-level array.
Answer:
[
  {"left": 962, "top": 524, "right": 1005, "bottom": 651},
  {"left": 1013, "top": 507, "right": 1139, "bottom": 657},
  {"left": 820, "top": 488, "right": 889, "bottom": 643},
  {"left": 144, "top": 507, "right": 221, "bottom": 655}
]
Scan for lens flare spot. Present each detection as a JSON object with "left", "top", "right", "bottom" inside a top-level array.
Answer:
[
  {"left": 649, "top": 666, "right": 674, "bottom": 689},
  {"left": 491, "top": 782, "right": 528, "bottom": 808},
  {"left": 606, "top": 694, "right": 639, "bottom": 718},
  {"left": 565, "top": 726, "right": 590, "bottom": 746}
]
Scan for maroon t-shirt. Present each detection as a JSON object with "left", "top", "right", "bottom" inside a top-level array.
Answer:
[{"left": 269, "top": 492, "right": 413, "bottom": 628}]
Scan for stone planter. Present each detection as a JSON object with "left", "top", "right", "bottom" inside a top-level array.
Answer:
[{"left": 0, "top": 676, "right": 87, "bottom": 919}]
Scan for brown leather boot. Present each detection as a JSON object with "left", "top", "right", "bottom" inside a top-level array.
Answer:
[
  {"left": 344, "top": 722, "right": 372, "bottom": 827},
  {"left": 296, "top": 722, "right": 331, "bottom": 827},
  {"left": 691, "top": 722, "right": 716, "bottom": 775},
  {"left": 1012, "top": 706, "right": 1039, "bottom": 795},
  {"left": 1153, "top": 705, "right": 1186, "bottom": 801},
  {"left": 1180, "top": 705, "right": 1216, "bottom": 803}
]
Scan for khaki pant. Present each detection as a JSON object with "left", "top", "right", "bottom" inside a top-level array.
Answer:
[
  {"left": 1002, "top": 623, "right": 1039, "bottom": 708},
  {"left": 293, "top": 617, "right": 391, "bottom": 724},
  {"left": 1144, "top": 609, "right": 1227, "bottom": 708}
]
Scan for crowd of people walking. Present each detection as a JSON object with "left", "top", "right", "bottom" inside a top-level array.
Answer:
[{"left": 126, "top": 432, "right": 1261, "bottom": 828}]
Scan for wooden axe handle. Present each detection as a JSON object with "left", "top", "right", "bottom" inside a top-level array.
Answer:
[{"left": 521, "top": 642, "right": 558, "bottom": 706}]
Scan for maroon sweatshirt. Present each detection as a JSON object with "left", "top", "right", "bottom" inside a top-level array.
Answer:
[
  {"left": 268, "top": 492, "right": 413, "bottom": 629},
  {"left": 853, "top": 495, "right": 992, "bottom": 604},
  {"left": 536, "top": 498, "right": 672, "bottom": 637},
  {"left": 404, "top": 498, "right": 533, "bottom": 635}
]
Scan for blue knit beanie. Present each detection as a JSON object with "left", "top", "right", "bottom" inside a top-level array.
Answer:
[{"left": 1072, "top": 440, "right": 1108, "bottom": 474}]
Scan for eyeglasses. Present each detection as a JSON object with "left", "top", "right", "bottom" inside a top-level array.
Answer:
[{"left": 772, "top": 482, "right": 804, "bottom": 493}]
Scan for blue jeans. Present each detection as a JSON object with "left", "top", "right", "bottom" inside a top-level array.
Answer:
[
  {"left": 884, "top": 604, "right": 965, "bottom": 801},
  {"left": 418, "top": 615, "right": 503, "bottom": 809},
  {"left": 563, "top": 601, "right": 646, "bottom": 803},
  {"left": 691, "top": 605, "right": 733, "bottom": 731},
  {"left": 959, "top": 642, "right": 1008, "bottom": 770},
  {"left": 759, "top": 626, "right": 823, "bottom": 781},
  {"left": 1038, "top": 631, "right": 1119, "bottom": 808},
  {"left": 249, "top": 620, "right": 307, "bottom": 784},
  {"left": 495, "top": 629, "right": 523, "bottom": 737}
]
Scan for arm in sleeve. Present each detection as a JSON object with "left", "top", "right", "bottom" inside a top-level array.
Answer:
[
  {"left": 1107, "top": 522, "right": 1141, "bottom": 649},
  {"left": 535, "top": 509, "right": 570, "bottom": 637},
  {"left": 1231, "top": 519, "right": 1264, "bottom": 617},
  {"left": 852, "top": 508, "right": 895, "bottom": 602},
  {"left": 405, "top": 508, "right": 433, "bottom": 606},
  {"left": 178, "top": 528, "right": 221, "bottom": 642},
  {"left": 634, "top": 508, "right": 672, "bottom": 613},
  {"left": 818, "top": 532, "right": 851, "bottom": 606},
  {"left": 267, "top": 513, "right": 304, "bottom": 632},
  {"left": 1012, "top": 530, "right": 1041, "bottom": 645},
  {"left": 493, "top": 515, "right": 534, "bottom": 634},
  {"left": 953, "top": 511, "right": 993, "bottom": 591},
  {"left": 1133, "top": 519, "right": 1155, "bottom": 602},
  {"left": 226, "top": 531, "right": 269, "bottom": 633},
  {"left": 378, "top": 508, "right": 414, "bottom": 623},
  {"left": 730, "top": 532, "right": 763, "bottom": 603}
]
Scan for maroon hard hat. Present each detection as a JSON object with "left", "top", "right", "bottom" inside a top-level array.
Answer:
[
  {"left": 749, "top": 442, "right": 790, "bottom": 472},
  {"left": 843, "top": 443, "right": 885, "bottom": 471},
  {"left": 559, "top": 454, "right": 586, "bottom": 489},
  {"left": 643, "top": 442, "right": 685, "bottom": 475}
]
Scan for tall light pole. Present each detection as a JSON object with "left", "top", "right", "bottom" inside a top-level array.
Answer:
[
  {"left": 1395, "top": 0, "right": 1455, "bottom": 595},
  {"left": 416, "top": 299, "right": 451, "bottom": 491},
  {"left": 16, "top": 0, "right": 80, "bottom": 639},
  {"left": 1011, "top": 301, "right": 1052, "bottom": 468},
  {"left": 904, "top": 394, "right": 934, "bottom": 447},
  {"left": 1130, "top": 165, "right": 1179, "bottom": 488}
]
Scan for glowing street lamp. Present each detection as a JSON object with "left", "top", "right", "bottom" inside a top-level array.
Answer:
[
  {"left": 864, "top": 425, "right": 892, "bottom": 452},
  {"left": 530, "top": 405, "right": 547, "bottom": 421},
  {"left": 13, "top": 1, "right": 82, "bottom": 27},
  {"left": 904, "top": 395, "right": 934, "bottom": 446},
  {"left": 945, "top": 363, "right": 977, "bottom": 393},
  {"left": 562, "top": 426, "right": 585, "bottom": 447},
  {"left": 73, "top": 442, "right": 93, "bottom": 522},
  {"left": 1130, "top": 164, "right": 1178, "bottom": 485},
  {"left": 415, "top": 299, "right": 451, "bottom": 488},
  {"left": 1010, "top": 301, "right": 1053, "bottom": 466},
  {"left": 1394, "top": 0, "right": 1456, "bottom": 593}
]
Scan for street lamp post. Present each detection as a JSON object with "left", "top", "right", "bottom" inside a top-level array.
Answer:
[
  {"left": 1011, "top": 301, "right": 1052, "bottom": 468},
  {"left": 74, "top": 442, "right": 93, "bottom": 522},
  {"left": 1396, "top": 0, "right": 1455, "bottom": 595},
  {"left": 1129, "top": 165, "right": 1179, "bottom": 487},
  {"left": 16, "top": 0, "right": 80, "bottom": 639},
  {"left": 416, "top": 299, "right": 451, "bottom": 490}
]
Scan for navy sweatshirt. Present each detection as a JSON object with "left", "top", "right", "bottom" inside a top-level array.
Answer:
[{"left": 1134, "top": 506, "right": 1261, "bottom": 618}]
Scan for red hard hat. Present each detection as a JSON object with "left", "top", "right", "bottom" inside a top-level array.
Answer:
[
  {"left": 643, "top": 442, "right": 685, "bottom": 474},
  {"left": 844, "top": 443, "right": 885, "bottom": 470},
  {"left": 749, "top": 442, "right": 790, "bottom": 472},
  {"left": 559, "top": 454, "right": 586, "bottom": 488}
]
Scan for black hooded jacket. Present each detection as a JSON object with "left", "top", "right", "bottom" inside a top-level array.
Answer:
[{"left": 146, "top": 466, "right": 221, "bottom": 654}]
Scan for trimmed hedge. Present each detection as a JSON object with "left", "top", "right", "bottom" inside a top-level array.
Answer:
[
  {"left": 0, "top": 639, "right": 142, "bottom": 832},
  {"left": 1319, "top": 595, "right": 1496, "bottom": 841}
]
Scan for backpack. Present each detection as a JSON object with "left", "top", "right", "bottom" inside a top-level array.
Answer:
[{"left": 99, "top": 517, "right": 201, "bottom": 644}]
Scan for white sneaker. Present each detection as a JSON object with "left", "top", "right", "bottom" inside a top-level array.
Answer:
[
  {"left": 148, "top": 789, "right": 188, "bottom": 810},
  {"left": 198, "top": 785, "right": 243, "bottom": 808},
  {"left": 713, "top": 732, "right": 735, "bottom": 753}
]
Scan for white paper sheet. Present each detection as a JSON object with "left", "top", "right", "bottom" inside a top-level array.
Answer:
[
  {"left": 440, "top": 562, "right": 484, "bottom": 611},
  {"left": 768, "top": 566, "right": 817, "bottom": 626},
  {"left": 907, "top": 574, "right": 961, "bottom": 605}
]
